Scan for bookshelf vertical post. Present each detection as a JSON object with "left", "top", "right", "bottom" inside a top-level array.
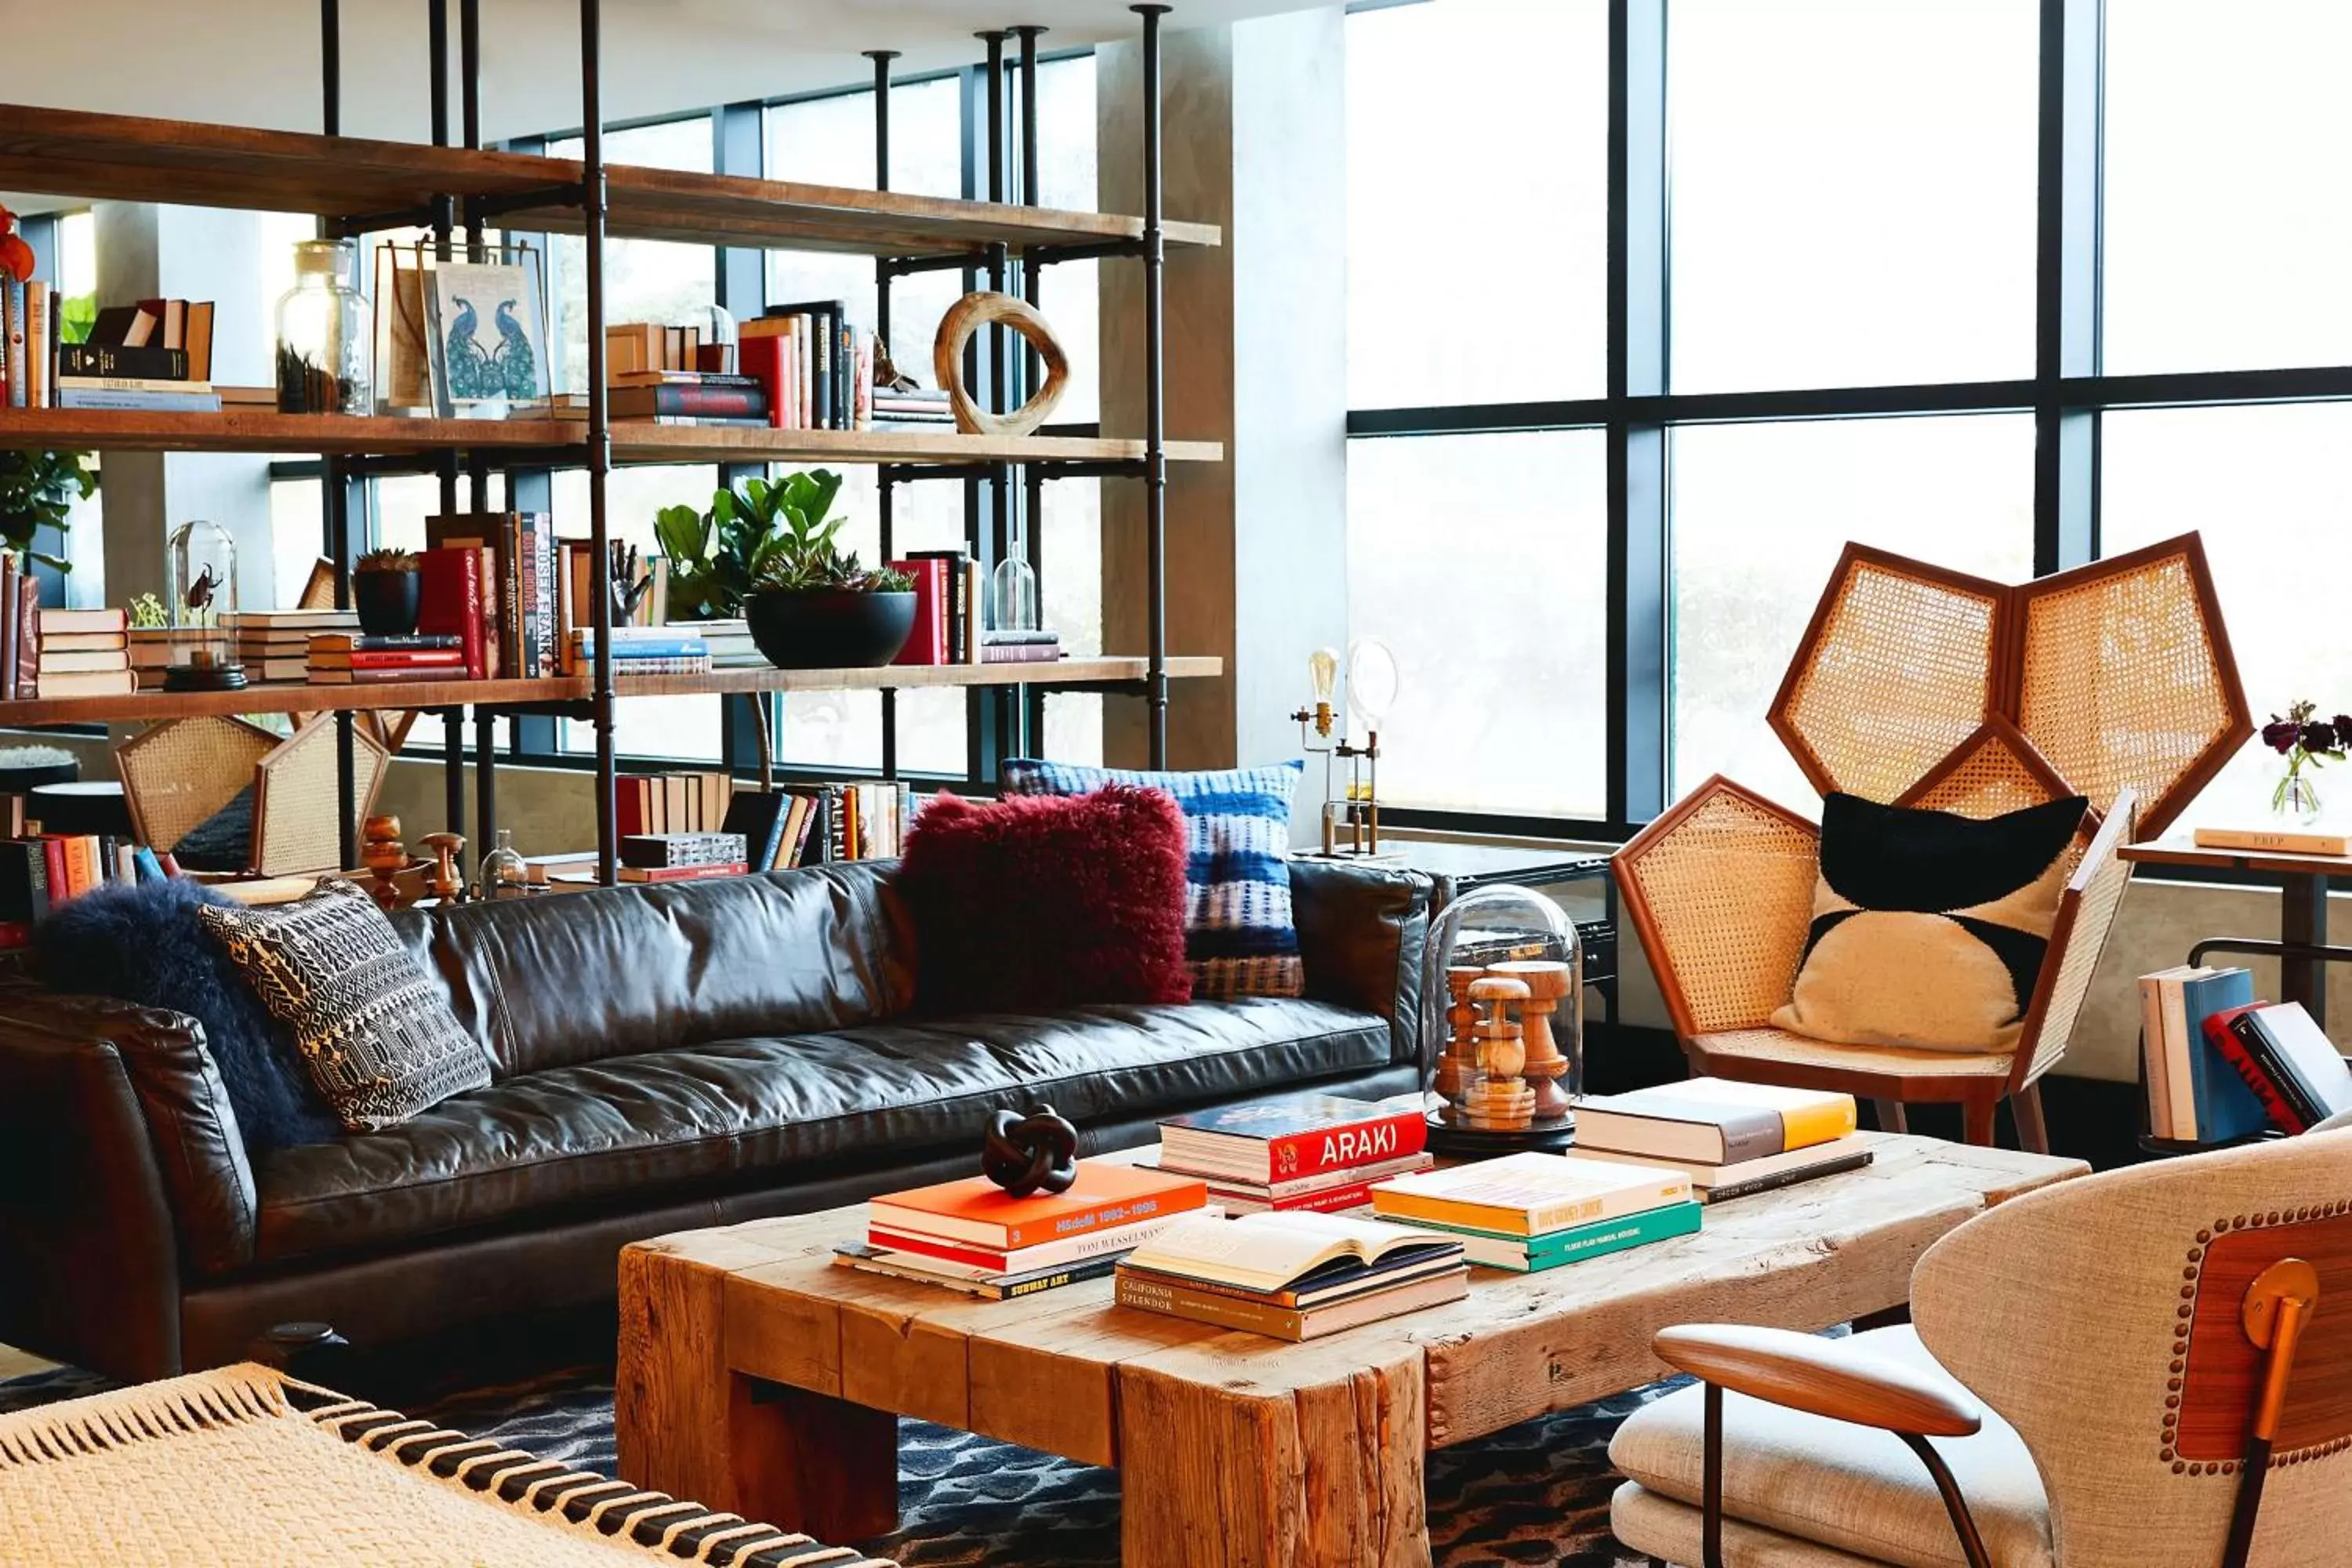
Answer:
[
  {"left": 869, "top": 49, "right": 900, "bottom": 785},
  {"left": 1136, "top": 4, "right": 1171, "bottom": 769},
  {"left": 582, "top": 0, "right": 617, "bottom": 884}
]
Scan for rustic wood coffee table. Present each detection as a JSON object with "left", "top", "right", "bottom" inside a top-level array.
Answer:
[{"left": 616, "top": 1133, "right": 2082, "bottom": 1567}]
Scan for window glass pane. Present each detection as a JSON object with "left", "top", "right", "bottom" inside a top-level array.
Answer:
[
  {"left": 551, "top": 465, "right": 722, "bottom": 763},
  {"left": 2103, "top": 2, "right": 2352, "bottom": 373},
  {"left": 1668, "top": 0, "right": 2038, "bottom": 392},
  {"left": 1345, "top": 431, "right": 1607, "bottom": 818},
  {"left": 1347, "top": 0, "right": 1606, "bottom": 407},
  {"left": 1668, "top": 415, "right": 2036, "bottom": 805},
  {"left": 549, "top": 119, "right": 713, "bottom": 394},
  {"left": 2100, "top": 404, "right": 2350, "bottom": 818},
  {"left": 1036, "top": 54, "right": 1101, "bottom": 426},
  {"left": 269, "top": 477, "right": 324, "bottom": 608}
]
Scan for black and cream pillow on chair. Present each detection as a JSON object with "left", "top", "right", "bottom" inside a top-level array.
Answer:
[
  {"left": 1771, "top": 793, "right": 2089, "bottom": 1053},
  {"left": 198, "top": 877, "right": 490, "bottom": 1131}
]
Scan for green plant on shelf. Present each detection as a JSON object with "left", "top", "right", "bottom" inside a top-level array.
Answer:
[
  {"left": 655, "top": 468, "right": 906, "bottom": 614},
  {"left": 0, "top": 449, "right": 95, "bottom": 572}
]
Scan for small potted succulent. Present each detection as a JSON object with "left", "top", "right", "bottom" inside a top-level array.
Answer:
[
  {"left": 353, "top": 547, "right": 422, "bottom": 637},
  {"left": 659, "top": 470, "right": 915, "bottom": 667}
]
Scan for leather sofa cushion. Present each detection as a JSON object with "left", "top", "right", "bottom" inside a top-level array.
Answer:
[
  {"left": 390, "top": 865, "right": 912, "bottom": 1078},
  {"left": 251, "top": 997, "right": 1390, "bottom": 1265}
]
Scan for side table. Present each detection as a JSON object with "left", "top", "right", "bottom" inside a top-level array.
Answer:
[
  {"left": 1368, "top": 840, "right": 1618, "bottom": 1025},
  {"left": 2120, "top": 836, "right": 2352, "bottom": 1025}
]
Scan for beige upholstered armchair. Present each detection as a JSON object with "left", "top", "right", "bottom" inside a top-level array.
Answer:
[
  {"left": 1612, "top": 1131, "right": 2352, "bottom": 1567},
  {"left": 1613, "top": 780, "right": 2137, "bottom": 1149}
]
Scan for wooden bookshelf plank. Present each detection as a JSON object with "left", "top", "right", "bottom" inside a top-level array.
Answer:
[
  {"left": 0, "top": 104, "right": 1219, "bottom": 259},
  {"left": 608, "top": 426, "right": 1224, "bottom": 466},
  {"left": 0, "top": 658, "right": 1221, "bottom": 727}
]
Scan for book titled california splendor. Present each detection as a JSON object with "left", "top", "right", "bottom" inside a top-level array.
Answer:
[{"left": 1158, "top": 1093, "right": 1426, "bottom": 1183}]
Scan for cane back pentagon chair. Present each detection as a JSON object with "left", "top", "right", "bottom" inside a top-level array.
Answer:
[
  {"left": 1611, "top": 778, "right": 2138, "bottom": 1149},
  {"left": 1610, "top": 1130, "right": 2352, "bottom": 1568}
]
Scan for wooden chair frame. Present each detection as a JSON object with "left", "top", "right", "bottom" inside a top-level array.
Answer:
[{"left": 1613, "top": 777, "right": 2139, "bottom": 1149}]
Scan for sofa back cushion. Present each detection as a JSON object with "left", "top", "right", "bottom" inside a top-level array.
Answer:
[{"left": 390, "top": 862, "right": 910, "bottom": 1077}]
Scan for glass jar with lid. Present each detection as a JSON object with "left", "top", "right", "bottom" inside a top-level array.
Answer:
[
  {"left": 1418, "top": 882, "right": 1583, "bottom": 1155},
  {"left": 276, "top": 238, "right": 371, "bottom": 414},
  {"left": 163, "top": 519, "right": 245, "bottom": 691}
]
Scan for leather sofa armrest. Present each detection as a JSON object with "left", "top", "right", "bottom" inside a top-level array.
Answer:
[
  {"left": 1288, "top": 860, "right": 1434, "bottom": 1066},
  {"left": 0, "top": 990, "right": 257, "bottom": 1282}
]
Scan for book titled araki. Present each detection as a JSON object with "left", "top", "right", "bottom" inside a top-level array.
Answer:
[{"left": 1157, "top": 1093, "right": 1426, "bottom": 1184}]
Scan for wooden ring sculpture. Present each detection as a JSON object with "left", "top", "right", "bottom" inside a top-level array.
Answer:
[
  {"left": 934, "top": 291, "right": 1070, "bottom": 437},
  {"left": 981, "top": 1104, "right": 1081, "bottom": 1196}
]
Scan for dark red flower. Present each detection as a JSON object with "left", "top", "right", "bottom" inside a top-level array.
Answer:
[
  {"left": 2264, "top": 719, "right": 2303, "bottom": 753},
  {"left": 2303, "top": 721, "right": 2339, "bottom": 753},
  {"left": 2333, "top": 714, "right": 2352, "bottom": 741}
]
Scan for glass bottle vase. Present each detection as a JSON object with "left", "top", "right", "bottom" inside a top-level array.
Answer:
[{"left": 277, "top": 238, "right": 371, "bottom": 415}]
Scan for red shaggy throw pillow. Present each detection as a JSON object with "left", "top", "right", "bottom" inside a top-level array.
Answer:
[{"left": 897, "top": 784, "right": 1192, "bottom": 1011}]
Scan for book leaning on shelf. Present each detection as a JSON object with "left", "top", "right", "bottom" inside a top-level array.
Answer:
[
  {"left": 2202, "top": 1000, "right": 2352, "bottom": 1135},
  {"left": 1114, "top": 1210, "right": 1468, "bottom": 1340},
  {"left": 2140, "top": 966, "right": 2271, "bottom": 1144}
]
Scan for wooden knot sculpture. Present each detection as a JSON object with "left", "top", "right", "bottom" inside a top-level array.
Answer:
[
  {"left": 982, "top": 1104, "right": 1080, "bottom": 1196},
  {"left": 933, "top": 291, "right": 1069, "bottom": 437}
]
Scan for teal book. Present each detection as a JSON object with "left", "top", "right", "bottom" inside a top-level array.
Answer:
[
  {"left": 1415, "top": 1200, "right": 1702, "bottom": 1272},
  {"left": 2182, "top": 968, "right": 2270, "bottom": 1142}
]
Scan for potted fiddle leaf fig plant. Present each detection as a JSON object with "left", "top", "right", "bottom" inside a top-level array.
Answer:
[
  {"left": 352, "top": 547, "right": 423, "bottom": 637},
  {"left": 657, "top": 469, "right": 915, "bottom": 668}
]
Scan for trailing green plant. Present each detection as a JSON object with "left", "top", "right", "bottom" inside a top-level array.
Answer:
[
  {"left": 654, "top": 469, "right": 909, "bottom": 613},
  {"left": 356, "top": 547, "right": 419, "bottom": 573},
  {"left": 0, "top": 448, "right": 93, "bottom": 572}
]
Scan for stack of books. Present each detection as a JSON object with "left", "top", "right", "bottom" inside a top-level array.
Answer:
[
  {"left": 1114, "top": 1210, "right": 1468, "bottom": 1341},
  {"left": 618, "top": 831, "right": 749, "bottom": 884},
  {"left": 1370, "top": 1152, "right": 1699, "bottom": 1272},
  {"left": 2198, "top": 997, "right": 2352, "bottom": 1136},
  {"left": 2141, "top": 965, "right": 2269, "bottom": 1142},
  {"left": 426, "top": 512, "right": 559, "bottom": 680},
  {"left": 0, "top": 272, "right": 58, "bottom": 409},
  {"left": 1563, "top": 1079, "right": 1871, "bottom": 1203},
  {"left": 233, "top": 609, "right": 357, "bottom": 684},
  {"left": 128, "top": 626, "right": 174, "bottom": 691},
  {"left": 686, "top": 619, "right": 764, "bottom": 668},
  {"left": 57, "top": 298, "right": 219, "bottom": 411},
  {"left": 602, "top": 369, "right": 770, "bottom": 429},
  {"left": 307, "top": 631, "right": 464, "bottom": 686},
  {"left": 615, "top": 771, "right": 735, "bottom": 838},
  {"left": 20, "top": 606, "right": 134, "bottom": 698},
  {"left": 0, "top": 557, "right": 36, "bottom": 699},
  {"left": 568, "top": 625, "right": 711, "bottom": 677},
  {"left": 835, "top": 1160, "right": 1210, "bottom": 1300},
  {"left": 1153, "top": 1092, "right": 1432, "bottom": 1215},
  {"left": 871, "top": 385, "right": 952, "bottom": 429},
  {"left": 2, "top": 798, "right": 178, "bottom": 951},
  {"left": 888, "top": 552, "right": 1060, "bottom": 668},
  {"left": 741, "top": 301, "right": 866, "bottom": 432}
]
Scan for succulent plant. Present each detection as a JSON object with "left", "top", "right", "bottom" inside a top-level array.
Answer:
[{"left": 356, "top": 547, "right": 419, "bottom": 574}]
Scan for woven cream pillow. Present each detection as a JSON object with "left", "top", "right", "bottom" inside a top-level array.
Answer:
[
  {"left": 198, "top": 878, "right": 489, "bottom": 1131},
  {"left": 1771, "top": 793, "right": 2088, "bottom": 1053}
]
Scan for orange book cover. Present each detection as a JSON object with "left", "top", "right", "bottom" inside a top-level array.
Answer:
[{"left": 869, "top": 1162, "right": 1209, "bottom": 1250}]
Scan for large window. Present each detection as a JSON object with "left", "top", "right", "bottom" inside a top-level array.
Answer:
[{"left": 1345, "top": 0, "right": 2352, "bottom": 837}]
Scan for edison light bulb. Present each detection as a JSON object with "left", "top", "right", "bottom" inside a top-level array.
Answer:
[{"left": 1307, "top": 646, "right": 1340, "bottom": 737}]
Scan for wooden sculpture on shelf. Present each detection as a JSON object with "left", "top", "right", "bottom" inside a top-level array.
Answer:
[
  {"left": 420, "top": 831, "right": 467, "bottom": 904},
  {"left": 361, "top": 814, "right": 410, "bottom": 911},
  {"left": 1436, "top": 966, "right": 1484, "bottom": 1100},
  {"left": 1462, "top": 974, "right": 1535, "bottom": 1131},
  {"left": 1492, "top": 958, "right": 1574, "bottom": 1120},
  {"left": 933, "top": 290, "right": 1069, "bottom": 437}
]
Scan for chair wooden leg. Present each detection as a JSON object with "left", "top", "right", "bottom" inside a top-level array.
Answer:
[
  {"left": 1962, "top": 1097, "right": 1998, "bottom": 1147},
  {"left": 1872, "top": 1098, "right": 1908, "bottom": 1134},
  {"left": 2012, "top": 1083, "right": 2050, "bottom": 1155}
]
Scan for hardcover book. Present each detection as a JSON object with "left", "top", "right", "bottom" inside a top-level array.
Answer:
[
  {"left": 1369, "top": 1150, "right": 1692, "bottom": 1237},
  {"left": 1116, "top": 1209, "right": 1463, "bottom": 1300},
  {"left": 1570, "top": 1079, "right": 1857, "bottom": 1165},
  {"left": 2178, "top": 968, "right": 2270, "bottom": 1143},
  {"left": 869, "top": 1161, "right": 1208, "bottom": 1251},
  {"left": 1158, "top": 1093, "right": 1428, "bottom": 1184},
  {"left": 1564, "top": 1135, "right": 1875, "bottom": 1200},
  {"left": 2217, "top": 1002, "right": 2352, "bottom": 1133},
  {"left": 2191, "top": 825, "right": 2350, "bottom": 857},
  {"left": 1435, "top": 1198, "right": 1703, "bottom": 1272}
]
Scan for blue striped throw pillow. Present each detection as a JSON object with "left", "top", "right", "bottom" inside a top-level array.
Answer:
[{"left": 1000, "top": 758, "right": 1305, "bottom": 999}]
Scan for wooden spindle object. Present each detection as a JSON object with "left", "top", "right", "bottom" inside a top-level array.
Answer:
[
  {"left": 361, "top": 814, "right": 409, "bottom": 912},
  {"left": 420, "top": 831, "right": 466, "bottom": 904},
  {"left": 1492, "top": 959, "right": 1574, "bottom": 1120},
  {"left": 1437, "top": 966, "right": 1485, "bottom": 1099},
  {"left": 1463, "top": 974, "right": 1535, "bottom": 1130}
]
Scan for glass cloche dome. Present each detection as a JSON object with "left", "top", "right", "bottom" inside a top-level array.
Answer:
[{"left": 1419, "top": 883, "right": 1583, "bottom": 1154}]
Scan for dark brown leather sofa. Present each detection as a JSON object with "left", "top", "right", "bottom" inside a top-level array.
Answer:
[{"left": 0, "top": 858, "right": 1428, "bottom": 1381}]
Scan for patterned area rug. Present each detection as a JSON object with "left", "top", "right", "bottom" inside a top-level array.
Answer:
[{"left": 0, "top": 1362, "right": 1661, "bottom": 1566}]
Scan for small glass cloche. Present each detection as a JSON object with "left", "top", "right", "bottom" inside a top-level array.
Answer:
[
  {"left": 164, "top": 519, "right": 245, "bottom": 691},
  {"left": 1419, "top": 882, "right": 1583, "bottom": 1155}
]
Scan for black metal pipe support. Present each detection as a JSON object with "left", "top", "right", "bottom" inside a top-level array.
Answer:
[
  {"left": 1134, "top": 4, "right": 1171, "bottom": 768},
  {"left": 869, "top": 49, "right": 901, "bottom": 783},
  {"left": 583, "top": 0, "right": 617, "bottom": 884}
]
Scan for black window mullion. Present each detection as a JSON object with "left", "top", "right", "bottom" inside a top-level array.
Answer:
[
  {"left": 2034, "top": 0, "right": 2102, "bottom": 575},
  {"left": 1608, "top": 0, "right": 1669, "bottom": 832}
]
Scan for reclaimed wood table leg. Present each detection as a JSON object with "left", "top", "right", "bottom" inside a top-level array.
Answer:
[
  {"left": 1117, "top": 1345, "right": 1430, "bottom": 1568},
  {"left": 618, "top": 1236, "right": 900, "bottom": 1541}
]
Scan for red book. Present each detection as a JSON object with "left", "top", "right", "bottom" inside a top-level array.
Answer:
[
  {"left": 1158, "top": 1094, "right": 1428, "bottom": 1184},
  {"left": 738, "top": 336, "right": 789, "bottom": 430},
  {"left": 0, "top": 920, "right": 30, "bottom": 951},
  {"left": 329, "top": 649, "right": 467, "bottom": 670},
  {"left": 888, "top": 557, "right": 946, "bottom": 666},
  {"left": 2205, "top": 1005, "right": 2306, "bottom": 1134},
  {"left": 614, "top": 861, "right": 748, "bottom": 884},
  {"left": 416, "top": 548, "right": 485, "bottom": 678}
]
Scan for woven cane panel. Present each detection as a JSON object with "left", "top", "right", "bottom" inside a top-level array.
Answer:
[
  {"left": 1777, "top": 558, "right": 2002, "bottom": 803},
  {"left": 1623, "top": 788, "right": 1820, "bottom": 1036},
  {"left": 2016, "top": 553, "right": 2238, "bottom": 836},
  {"left": 253, "top": 720, "right": 346, "bottom": 876},
  {"left": 1695, "top": 1026, "right": 2013, "bottom": 1081},
  {"left": 114, "top": 717, "right": 275, "bottom": 853},
  {"left": 2024, "top": 831, "right": 2135, "bottom": 1084},
  {"left": 1904, "top": 735, "right": 2066, "bottom": 821}
]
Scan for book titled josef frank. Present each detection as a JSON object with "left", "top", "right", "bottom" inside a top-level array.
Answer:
[{"left": 427, "top": 258, "right": 551, "bottom": 416}]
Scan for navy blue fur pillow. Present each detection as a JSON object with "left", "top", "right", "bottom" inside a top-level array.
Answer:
[{"left": 35, "top": 879, "right": 341, "bottom": 1153}]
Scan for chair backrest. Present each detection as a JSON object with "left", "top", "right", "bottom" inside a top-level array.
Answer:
[
  {"left": 2008, "top": 789, "right": 2137, "bottom": 1091},
  {"left": 1896, "top": 716, "right": 2090, "bottom": 830},
  {"left": 1613, "top": 775, "right": 1819, "bottom": 1038},
  {"left": 1915, "top": 1133, "right": 2352, "bottom": 1568}
]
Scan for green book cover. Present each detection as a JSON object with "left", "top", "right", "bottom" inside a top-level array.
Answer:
[{"left": 1413, "top": 1200, "right": 1701, "bottom": 1271}]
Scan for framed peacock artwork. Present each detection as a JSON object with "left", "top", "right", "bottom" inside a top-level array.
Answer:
[{"left": 426, "top": 255, "right": 552, "bottom": 416}]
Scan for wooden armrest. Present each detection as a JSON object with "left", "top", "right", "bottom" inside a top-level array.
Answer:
[{"left": 1653, "top": 1324, "right": 1983, "bottom": 1439}]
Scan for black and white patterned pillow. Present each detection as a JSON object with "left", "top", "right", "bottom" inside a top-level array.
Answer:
[{"left": 197, "top": 878, "right": 490, "bottom": 1131}]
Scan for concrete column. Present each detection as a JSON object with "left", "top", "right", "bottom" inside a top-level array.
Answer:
[
  {"left": 1098, "top": 8, "right": 1349, "bottom": 819},
  {"left": 93, "top": 203, "right": 279, "bottom": 613}
]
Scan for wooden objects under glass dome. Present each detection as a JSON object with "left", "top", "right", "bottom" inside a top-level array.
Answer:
[
  {"left": 1420, "top": 882, "right": 1584, "bottom": 1155},
  {"left": 164, "top": 519, "right": 245, "bottom": 691}
]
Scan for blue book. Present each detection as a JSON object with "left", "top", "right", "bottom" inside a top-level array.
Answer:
[
  {"left": 570, "top": 634, "right": 708, "bottom": 659},
  {"left": 2182, "top": 967, "right": 2270, "bottom": 1142},
  {"left": 55, "top": 387, "right": 223, "bottom": 412},
  {"left": 132, "top": 845, "right": 167, "bottom": 884}
]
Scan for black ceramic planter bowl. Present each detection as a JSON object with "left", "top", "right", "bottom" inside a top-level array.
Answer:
[
  {"left": 745, "top": 589, "right": 916, "bottom": 669},
  {"left": 354, "top": 570, "right": 423, "bottom": 637}
]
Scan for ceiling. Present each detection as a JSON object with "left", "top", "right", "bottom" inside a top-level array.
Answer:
[{"left": 2, "top": 0, "right": 1323, "bottom": 180}]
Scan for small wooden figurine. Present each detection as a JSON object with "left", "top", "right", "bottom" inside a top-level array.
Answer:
[
  {"left": 420, "top": 830, "right": 467, "bottom": 904},
  {"left": 1491, "top": 959, "right": 1574, "bottom": 1120},
  {"left": 1436, "top": 966, "right": 1485, "bottom": 1100},
  {"left": 361, "top": 814, "right": 409, "bottom": 911},
  {"left": 1462, "top": 974, "right": 1536, "bottom": 1131}
]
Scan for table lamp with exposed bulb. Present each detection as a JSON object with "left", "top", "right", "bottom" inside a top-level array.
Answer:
[{"left": 1289, "top": 637, "right": 1399, "bottom": 860}]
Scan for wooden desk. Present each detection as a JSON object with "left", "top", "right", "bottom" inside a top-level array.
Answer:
[
  {"left": 2122, "top": 837, "right": 2350, "bottom": 1025},
  {"left": 615, "top": 1134, "right": 2083, "bottom": 1568}
]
